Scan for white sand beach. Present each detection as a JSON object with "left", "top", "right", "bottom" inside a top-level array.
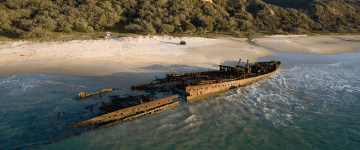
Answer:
[
  {"left": 253, "top": 35, "right": 360, "bottom": 54},
  {"left": 0, "top": 35, "right": 359, "bottom": 77}
]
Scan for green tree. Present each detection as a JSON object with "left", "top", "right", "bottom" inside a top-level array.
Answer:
[
  {"left": 182, "top": 22, "right": 196, "bottom": 33},
  {"left": 73, "top": 18, "right": 92, "bottom": 32},
  {"left": 125, "top": 23, "right": 142, "bottom": 33},
  {"left": 159, "top": 24, "right": 175, "bottom": 33},
  {"left": 20, "top": 26, "right": 50, "bottom": 38},
  {"left": 0, "top": 9, "right": 11, "bottom": 33}
]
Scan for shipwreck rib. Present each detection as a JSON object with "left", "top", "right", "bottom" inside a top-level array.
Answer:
[
  {"left": 67, "top": 95, "right": 178, "bottom": 128},
  {"left": 95, "top": 100, "right": 182, "bottom": 130}
]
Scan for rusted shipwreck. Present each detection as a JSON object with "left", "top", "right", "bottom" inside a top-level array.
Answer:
[{"left": 68, "top": 60, "right": 281, "bottom": 129}]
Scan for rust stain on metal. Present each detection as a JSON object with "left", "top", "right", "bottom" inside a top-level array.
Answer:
[
  {"left": 186, "top": 65, "right": 280, "bottom": 103},
  {"left": 96, "top": 101, "right": 182, "bottom": 130},
  {"left": 67, "top": 95, "right": 178, "bottom": 128},
  {"left": 129, "top": 59, "right": 280, "bottom": 103},
  {"left": 68, "top": 59, "right": 281, "bottom": 131}
]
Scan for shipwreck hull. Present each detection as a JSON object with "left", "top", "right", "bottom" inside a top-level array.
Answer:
[
  {"left": 96, "top": 100, "right": 181, "bottom": 130},
  {"left": 186, "top": 66, "right": 280, "bottom": 103},
  {"left": 68, "top": 60, "right": 281, "bottom": 130},
  {"left": 68, "top": 95, "right": 179, "bottom": 128}
]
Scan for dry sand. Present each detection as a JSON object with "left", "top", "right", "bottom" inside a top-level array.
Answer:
[
  {"left": 253, "top": 35, "right": 360, "bottom": 54},
  {"left": 0, "top": 35, "right": 359, "bottom": 77}
]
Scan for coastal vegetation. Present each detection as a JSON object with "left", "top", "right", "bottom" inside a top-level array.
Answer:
[{"left": 0, "top": 0, "right": 359, "bottom": 40}]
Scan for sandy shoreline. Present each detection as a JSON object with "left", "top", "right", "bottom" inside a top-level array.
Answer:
[{"left": 0, "top": 35, "right": 359, "bottom": 78}]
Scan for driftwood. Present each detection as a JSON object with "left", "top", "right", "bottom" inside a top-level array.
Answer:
[{"left": 76, "top": 87, "right": 113, "bottom": 99}]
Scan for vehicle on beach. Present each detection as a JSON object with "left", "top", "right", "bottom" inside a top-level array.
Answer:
[
  {"left": 180, "top": 41, "right": 186, "bottom": 45},
  {"left": 68, "top": 59, "right": 281, "bottom": 130}
]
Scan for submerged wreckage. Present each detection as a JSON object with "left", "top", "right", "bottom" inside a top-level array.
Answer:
[{"left": 68, "top": 60, "right": 281, "bottom": 129}]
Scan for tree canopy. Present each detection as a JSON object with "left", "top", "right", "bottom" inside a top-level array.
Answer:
[{"left": 0, "top": 0, "right": 359, "bottom": 38}]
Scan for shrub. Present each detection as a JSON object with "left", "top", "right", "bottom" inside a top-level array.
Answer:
[
  {"left": 73, "top": 19, "right": 90, "bottom": 32},
  {"left": 231, "top": 29, "right": 244, "bottom": 37},
  {"left": 174, "top": 26, "right": 183, "bottom": 33},
  {"left": 202, "top": 21, "right": 213, "bottom": 31},
  {"left": 182, "top": 22, "right": 196, "bottom": 33},
  {"left": 196, "top": 27, "right": 205, "bottom": 35},
  {"left": 159, "top": 24, "right": 175, "bottom": 33},
  {"left": 247, "top": 30, "right": 257, "bottom": 39},
  {"left": 0, "top": 9, "right": 11, "bottom": 33},
  {"left": 125, "top": 23, "right": 142, "bottom": 33},
  {"left": 34, "top": 15, "right": 57, "bottom": 31},
  {"left": 272, "top": 28, "right": 283, "bottom": 34},
  {"left": 238, "top": 20, "right": 253, "bottom": 31},
  {"left": 20, "top": 26, "right": 50, "bottom": 38},
  {"left": 292, "top": 27, "right": 307, "bottom": 34}
]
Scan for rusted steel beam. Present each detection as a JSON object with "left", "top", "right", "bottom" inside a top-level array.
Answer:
[
  {"left": 95, "top": 101, "right": 182, "bottom": 130},
  {"left": 67, "top": 95, "right": 178, "bottom": 128},
  {"left": 186, "top": 65, "right": 280, "bottom": 103},
  {"left": 76, "top": 87, "right": 113, "bottom": 99}
]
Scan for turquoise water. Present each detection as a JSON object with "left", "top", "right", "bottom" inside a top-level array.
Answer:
[{"left": 1, "top": 52, "right": 360, "bottom": 149}]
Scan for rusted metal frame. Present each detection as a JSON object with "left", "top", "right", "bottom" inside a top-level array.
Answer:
[
  {"left": 69, "top": 60, "right": 281, "bottom": 131},
  {"left": 95, "top": 101, "right": 182, "bottom": 130},
  {"left": 163, "top": 63, "right": 262, "bottom": 88},
  {"left": 186, "top": 81, "right": 238, "bottom": 101},
  {"left": 131, "top": 61, "right": 280, "bottom": 103},
  {"left": 140, "top": 61, "right": 280, "bottom": 89},
  {"left": 67, "top": 95, "right": 178, "bottom": 128},
  {"left": 186, "top": 65, "right": 280, "bottom": 103}
]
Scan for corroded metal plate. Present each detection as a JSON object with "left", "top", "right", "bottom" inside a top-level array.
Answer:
[
  {"left": 68, "top": 95, "right": 178, "bottom": 128},
  {"left": 96, "top": 101, "right": 182, "bottom": 130},
  {"left": 186, "top": 66, "right": 280, "bottom": 103}
]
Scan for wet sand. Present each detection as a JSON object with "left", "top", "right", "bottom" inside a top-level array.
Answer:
[{"left": 0, "top": 35, "right": 359, "bottom": 77}]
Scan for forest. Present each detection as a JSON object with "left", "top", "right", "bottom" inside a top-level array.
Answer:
[{"left": 0, "top": 0, "right": 359, "bottom": 38}]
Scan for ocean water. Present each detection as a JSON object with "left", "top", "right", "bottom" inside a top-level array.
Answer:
[{"left": 1, "top": 52, "right": 360, "bottom": 150}]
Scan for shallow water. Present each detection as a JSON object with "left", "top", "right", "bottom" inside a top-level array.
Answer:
[{"left": 1, "top": 52, "right": 360, "bottom": 149}]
